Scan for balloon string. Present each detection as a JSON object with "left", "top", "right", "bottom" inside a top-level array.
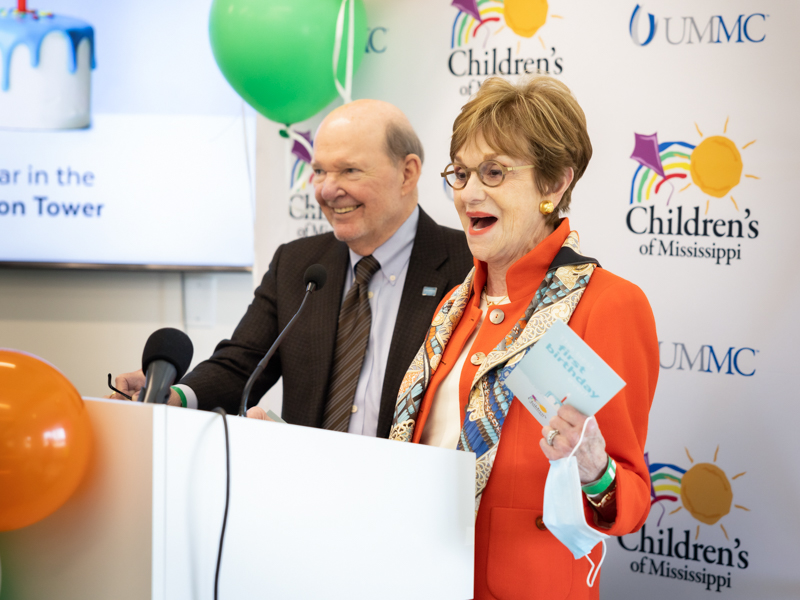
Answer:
[
  {"left": 286, "top": 127, "right": 314, "bottom": 195},
  {"left": 333, "top": 0, "right": 355, "bottom": 104},
  {"left": 286, "top": 128, "right": 314, "bottom": 159},
  {"left": 346, "top": 0, "right": 354, "bottom": 96}
]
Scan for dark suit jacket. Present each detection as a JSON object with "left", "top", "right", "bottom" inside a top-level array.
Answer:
[{"left": 181, "top": 207, "right": 473, "bottom": 438}]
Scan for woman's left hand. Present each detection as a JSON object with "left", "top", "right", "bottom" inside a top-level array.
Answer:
[{"left": 540, "top": 404, "right": 608, "bottom": 484}]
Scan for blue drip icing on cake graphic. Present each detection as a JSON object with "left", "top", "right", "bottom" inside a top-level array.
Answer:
[{"left": 0, "top": 7, "right": 95, "bottom": 129}]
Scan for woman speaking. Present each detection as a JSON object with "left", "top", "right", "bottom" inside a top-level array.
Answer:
[{"left": 389, "top": 76, "right": 658, "bottom": 599}]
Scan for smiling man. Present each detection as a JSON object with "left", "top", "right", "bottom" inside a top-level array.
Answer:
[
  {"left": 110, "top": 100, "right": 473, "bottom": 438},
  {"left": 311, "top": 100, "right": 422, "bottom": 257}
]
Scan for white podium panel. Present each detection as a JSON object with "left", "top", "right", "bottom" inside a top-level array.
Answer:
[{"left": 0, "top": 398, "right": 475, "bottom": 600}]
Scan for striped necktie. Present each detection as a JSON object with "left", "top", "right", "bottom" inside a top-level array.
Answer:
[{"left": 322, "top": 255, "right": 381, "bottom": 432}]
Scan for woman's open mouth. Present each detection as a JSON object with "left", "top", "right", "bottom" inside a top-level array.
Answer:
[{"left": 469, "top": 215, "right": 497, "bottom": 234}]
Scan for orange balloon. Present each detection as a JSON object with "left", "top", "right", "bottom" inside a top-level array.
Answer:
[{"left": 0, "top": 350, "right": 93, "bottom": 531}]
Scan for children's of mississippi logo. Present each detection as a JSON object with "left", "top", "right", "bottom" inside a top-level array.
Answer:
[
  {"left": 447, "top": 0, "right": 565, "bottom": 91},
  {"left": 288, "top": 130, "right": 314, "bottom": 193},
  {"left": 451, "top": 0, "right": 560, "bottom": 47},
  {"left": 648, "top": 447, "right": 748, "bottom": 539},
  {"left": 285, "top": 130, "right": 332, "bottom": 239},
  {"left": 618, "top": 447, "right": 751, "bottom": 593},
  {"left": 625, "top": 119, "right": 760, "bottom": 266}
]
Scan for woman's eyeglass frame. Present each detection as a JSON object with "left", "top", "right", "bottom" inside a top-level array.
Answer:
[{"left": 440, "top": 161, "right": 535, "bottom": 189}]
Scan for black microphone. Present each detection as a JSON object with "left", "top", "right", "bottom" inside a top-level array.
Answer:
[
  {"left": 238, "top": 264, "right": 327, "bottom": 417},
  {"left": 139, "top": 327, "right": 194, "bottom": 404},
  {"left": 303, "top": 263, "right": 327, "bottom": 292}
]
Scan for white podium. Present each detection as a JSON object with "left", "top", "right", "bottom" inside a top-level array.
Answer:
[{"left": 0, "top": 398, "right": 475, "bottom": 599}]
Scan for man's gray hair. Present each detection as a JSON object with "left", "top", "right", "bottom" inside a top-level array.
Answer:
[{"left": 384, "top": 121, "right": 425, "bottom": 165}]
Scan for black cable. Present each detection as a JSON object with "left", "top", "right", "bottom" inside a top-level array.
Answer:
[{"left": 212, "top": 407, "right": 231, "bottom": 600}]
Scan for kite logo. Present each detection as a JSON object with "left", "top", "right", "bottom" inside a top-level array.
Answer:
[
  {"left": 287, "top": 130, "right": 314, "bottom": 194},
  {"left": 628, "top": 4, "right": 768, "bottom": 46},
  {"left": 618, "top": 448, "right": 751, "bottom": 593},
  {"left": 625, "top": 119, "right": 760, "bottom": 266},
  {"left": 447, "top": 1, "right": 565, "bottom": 92},
  {"left": 630, "top": 4, "right": 657, "bottom": 46}
]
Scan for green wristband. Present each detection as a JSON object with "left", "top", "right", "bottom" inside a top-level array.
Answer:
[
  {"left": 582, "top": 457, "right": 616, "bottom": 496},
  {"left": 171, "top": 386, "right": 187, "bottom": 408}
]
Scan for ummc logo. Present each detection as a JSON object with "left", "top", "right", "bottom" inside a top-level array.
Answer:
[
  {"left": 659, "top": 342, "right": 757, "bottom": 376},
  {"left": 629, "top": 4, "right": 768, "bottom": 46},
  {"left": 365, "top": 27, "right": 387, "bottom": 53}
]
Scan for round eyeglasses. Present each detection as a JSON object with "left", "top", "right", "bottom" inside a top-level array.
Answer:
[{"left": 440, "top": 160, "right": 535, "bottom": 189}]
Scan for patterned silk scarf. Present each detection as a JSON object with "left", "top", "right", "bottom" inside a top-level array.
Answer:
[{"left": 389, "top": 231, "right": 598, "bottom": 512}]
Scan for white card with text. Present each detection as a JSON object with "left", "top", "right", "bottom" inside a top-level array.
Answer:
[{"left": 503, "top": 318, "right": 626, "bottom": 426}]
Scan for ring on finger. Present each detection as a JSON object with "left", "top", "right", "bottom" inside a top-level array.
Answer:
[{"left": 546, "top": 428, "right": 559, "bottom": 447}]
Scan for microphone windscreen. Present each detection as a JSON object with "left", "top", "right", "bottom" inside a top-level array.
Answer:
[
  {"left": 304, "top": 264, "right": 327, "bottom": 291},
  {"left": 141, "top": 328, "right": 194, "bottom": 380}
]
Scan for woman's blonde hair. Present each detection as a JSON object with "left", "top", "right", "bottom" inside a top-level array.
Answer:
[{"left": 450, "top": 76, "right": 592, "bottom": 225}]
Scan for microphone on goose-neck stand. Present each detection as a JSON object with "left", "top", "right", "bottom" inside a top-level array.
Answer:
[
  {"left": 237, "top": 264, "right": 328, "bottom": 417},
  {"left": 139, "top": 328, "right": 194, "bottom": 404}
]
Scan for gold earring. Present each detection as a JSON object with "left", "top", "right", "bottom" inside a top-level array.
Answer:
[{"left": 539, "top": 200, "right": 554, "bottom": 215}]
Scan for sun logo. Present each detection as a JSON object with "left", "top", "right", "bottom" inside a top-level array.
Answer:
[
  {"left": 648, "top": 446, "right": 750, "bottom": 541},
  {"left": 505, "top": 0, "right": 549, "bottom": 37},
  {"left": 629, "top": 119, "right": 759, "bottom": 215},
  {"left": 450, "top": 0, "right": 563, "bottom": 50},
  {"left": 688, "top": 120, "right": 758, "bottom": 213}
]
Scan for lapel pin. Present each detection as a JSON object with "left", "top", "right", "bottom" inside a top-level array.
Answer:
[{"left": 422, "top": 286, "right": 437, "bottom": 297}]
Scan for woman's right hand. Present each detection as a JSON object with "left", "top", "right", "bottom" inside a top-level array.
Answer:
[{"left": 107, "top": 369, "right": 145, "bottom": 401}]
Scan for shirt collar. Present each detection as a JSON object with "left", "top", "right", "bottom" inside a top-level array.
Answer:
[
  {"left": 348, "top": 205, "right": 419, "bottom": 286},
  {"left": 471, "top": 218, "right": 572, "bottom": 302}
]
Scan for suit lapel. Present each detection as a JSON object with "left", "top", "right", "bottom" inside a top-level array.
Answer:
[{"left": 376, "top": 209, "right": 451, "bottom": 438}]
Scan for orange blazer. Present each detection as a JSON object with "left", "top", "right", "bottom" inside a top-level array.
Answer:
[{"left": 412, "top": 221, "right": 659, "bottom": 600}]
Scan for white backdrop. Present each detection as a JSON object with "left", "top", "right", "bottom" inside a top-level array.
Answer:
[{"left": 255, "top": 1, "right": 800, "bottom": 598}]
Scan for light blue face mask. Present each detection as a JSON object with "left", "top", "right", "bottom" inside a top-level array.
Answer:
[{"left": 542, "top": 417, "right": 610, "bottom": 587}]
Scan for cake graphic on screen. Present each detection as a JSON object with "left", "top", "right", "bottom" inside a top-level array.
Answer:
[{"left": 0, "top": 2, "right": 95, "bottom": 129}]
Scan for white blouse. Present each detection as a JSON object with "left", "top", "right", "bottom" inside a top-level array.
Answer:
[{"left": 420, "top": 292, "right": 511, "bottom": 449}]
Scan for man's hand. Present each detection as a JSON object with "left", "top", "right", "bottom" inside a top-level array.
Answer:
[
  {"left": 108, "top": 369, "right": 182, "bottom": 406},
  {"left": 246, "top": 406, "right": 276, "bottom": 421},
  {"left": 107, "top": 369, "right": 146, "bottom": 401}
]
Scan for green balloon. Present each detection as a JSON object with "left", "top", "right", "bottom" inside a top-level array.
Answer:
[{"left": 209, "top": 0, "right": 368, "bottom": 125}]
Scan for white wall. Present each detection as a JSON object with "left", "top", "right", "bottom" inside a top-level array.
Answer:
[{"left": 0, "top": 269, "right": 255, "bottom": 398}]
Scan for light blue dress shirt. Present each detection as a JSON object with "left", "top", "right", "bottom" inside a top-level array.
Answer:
[{"left": 344, "top": 206, "right": 419, "bottom": 436}]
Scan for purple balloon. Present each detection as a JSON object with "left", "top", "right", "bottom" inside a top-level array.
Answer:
[
  {"left": 630, "top": 132, "right": 665, "bottom": 178},
  {"left": 291, "top": 130, "right": 314, "bottom": 164},
  {"left": 452, "top": 0, "right": 481, "bottom": 21}
]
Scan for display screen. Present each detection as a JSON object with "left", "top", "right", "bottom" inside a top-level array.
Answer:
[{"left": 0, "top": 0, "right": 255, "bottom": 269}]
